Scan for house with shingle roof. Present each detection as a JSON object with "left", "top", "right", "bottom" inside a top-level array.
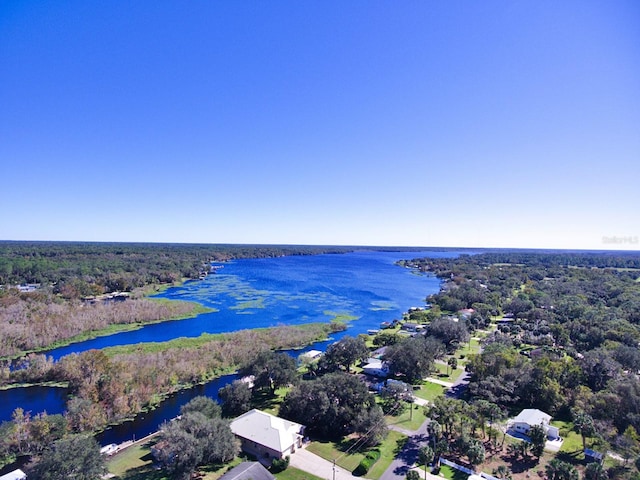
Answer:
[
  {"left": 0, "top": 469, "right": 26, "bottom": 480},
  {"left": 219, "top": 462, "right": 275, "bottom": 480},
  {"left": 230, "top": 409, "right": 305, "bottom": 461},
  {"left": 508, "top": 408, "right": 560, "bottom": 440}
]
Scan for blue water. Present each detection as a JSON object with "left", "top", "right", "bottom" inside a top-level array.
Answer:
[
  {"left": 44, "top": 250, "right": 452, "bottom": 361},
  {"left": 2, "top": 250, "right": 458, "bottom": 440},
  {"left": 0, "top": 386, "right": 67, "bottom": 420}
]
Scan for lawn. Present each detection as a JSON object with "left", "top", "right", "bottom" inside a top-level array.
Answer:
[
  {"left": 413, "top": 382, "right": 446, "bottom": 402},
  {"left": 467, "top": 337, "right": 482, "bottom": 354},
  {"left": 386, "top": 404, "right": 427, "bottom": 431},
  {"left": 368, "top": 431, "right": 409, "bottom": 479},
  {"left": 307, "top": 430, "right": 407, "bottom": 479},
  {"left": 307, "top": 438, "right": 364, "bottom": 473},
  {"left": 251, "top": 387, "right": 290, "bottom": 415},
  {"left": 431, "top": 362, "right": 464, "bottom": 381},
  {"left": 551, "top": 420, "right": 585, "bottom": 457},
  {"left": 275, "top": 466, "right": 325, "bottom": 480},
  {"left": 438, "top": 465, "right": 469, "bottom": 480},
  {"left": 107, "top": 441, "right": 160, "bottom": 479},
  {"left": 106, "top": 439, "right": 245, "bottom": 480}
]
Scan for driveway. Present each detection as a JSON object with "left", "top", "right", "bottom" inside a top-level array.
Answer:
[
  {"left": 289, "top": 447, "right": 359, "bottom": 480},
  {"left": 381, "top": 367, "right": 470, "bottom": 480},
  {"left": 380, "top": 418, "right": 432, "bottom": 480},
  {"left": 447, "top": 369, "right": 471, "bottom": 399}
]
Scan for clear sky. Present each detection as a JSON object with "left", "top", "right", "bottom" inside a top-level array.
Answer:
[{"left": 1, "top": 1, "right": 639, "bottom": 250}]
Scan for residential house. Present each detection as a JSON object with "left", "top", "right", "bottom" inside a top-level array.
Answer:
[
  {"left": 400, "top": 323, "right": 424, "bottom": 333},
  {"left": 230, "top": 409, "right": 305, "bottom": 462},
  {"left": 362, "top": 358, "right": 389, "bottom": 378},
  {"left": 0, "top": 469, "right": 26, "bottom": 480},
  {"left": 299, "top": 350, "right": 322, "bottom": 361},
  {"left": 218, "top": 462, "right": 275, "bottom": 480},
  {"left": 508, "top": 408, "right": 560, "bottom": 440}
]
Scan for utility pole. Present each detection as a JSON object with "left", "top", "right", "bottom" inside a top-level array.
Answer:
[{"left": 333, "top": 459, "right": 336, "bottom": 480}]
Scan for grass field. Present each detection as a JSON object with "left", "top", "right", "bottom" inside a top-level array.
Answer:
[
  {"left": 307, "top": 439, "right": 364, "bottom": 473},
  {"left": 386, "top": 404, "right": 427, "bottom": 431},
  {"left": 106, "top": 439, "right": 246, "bottom": 480},
  {"left": 431, "top": 362, "right": 464, "bottom": 381},
  {"left": 251, "top": 387, "right": 290, "bottom": 415},
  {"left": 307, "top": 430, "right": 407, "bottom": 479},
  {"left": 551, "top": 420, "right": 585, "bottom": 457},
  {"left": 275, "top": 466, "right": 326, "bottom": 480},
  {"left": 413, "top": 382, "right": 446, "bottom": 402},
  {"left": 106, "top": 440, "right": 168, "bottom": 480},
  {"left": 438, "top": 465, "right": 469, "bottom": 480},
  {"left": 368, "top": 431, "right": 409, "bottom": 479}
]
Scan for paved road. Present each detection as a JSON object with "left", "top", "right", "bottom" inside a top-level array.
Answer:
[
  {"left": 289, "top": 448, "right": 359, "bottom": 480},
  {"left": 291, "top": 365, "right": 473, "bottom": 480},
  {"left": 446, "top": 369, "right": 471, "bottom": 399},
  {"left": 381, "top": 366, "right": 471, "bottom": 480},
  {"left": 380, "top": 418, "right": 432, "bottom": 480}
]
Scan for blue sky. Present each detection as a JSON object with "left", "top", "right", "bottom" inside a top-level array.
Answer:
[{"left": 1, "top": 1, "right": 639, "bottom": 249}]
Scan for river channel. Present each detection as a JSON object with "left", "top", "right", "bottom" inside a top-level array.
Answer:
[{"left": 1, "top": 250, "right": 459, "bottom": 444}]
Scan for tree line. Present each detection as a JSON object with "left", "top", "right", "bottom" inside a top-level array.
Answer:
[
  {"left": 0, "top": 323, "right": 343, "bottom": 440},
  {"left": 0, "top": 293, "right": 205, "bottom": 358},
  {"left": 405, "top": 252, "right": 640, "bottom": 480},
  {"left": 0, "top": 241, "right": 356, "bottom": 290}
]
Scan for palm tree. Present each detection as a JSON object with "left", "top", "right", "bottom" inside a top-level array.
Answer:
[
  {"left": 573, "top": 410, "right": 596, "bottom": 450},
  {"left": 418, "top": 446, "right": 434, "bottom": 480},
  {"left": 447, "top": 356, "right": 458, "bottom": 376},
  {"left": 584, "top": 462, "right": 608, "bottom": 480},
  {"left": 545, "top": 458, "right": 578, "bottom": 480},
  {"left": 493, "top": 465, "right": 512, "bottom": 480}
]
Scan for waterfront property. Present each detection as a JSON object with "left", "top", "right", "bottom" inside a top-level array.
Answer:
[
  {"left": 362, "top": 358, "right": 389, "bottom": 378},
  {"left": 230, "top": 409, "right": 306, "bottom": 462}
]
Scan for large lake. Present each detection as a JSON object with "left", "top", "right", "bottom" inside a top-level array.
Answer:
[{"left": 1, "top": 249, "right": 459, "bottom": 442}]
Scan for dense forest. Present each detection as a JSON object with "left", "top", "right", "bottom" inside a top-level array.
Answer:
[
  {"left": 0, "top": 295, "right": 207, "bottom": 358},
  {"left": 0, "top": 242, "right": 362, "bottom": 359},
  {"left": 0, "top": 241, "right": 360, "bottom": 293},
  {"left": 1, "top": 322, "right": 344, "bottom": 432},
  {"left": 401, "top": 252, "right": 640, "bottom": 459},
  {"left": 4, "top": 246, "right": 640, "bottom": 478}
]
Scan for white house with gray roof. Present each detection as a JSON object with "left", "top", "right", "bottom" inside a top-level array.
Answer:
[
  {"left": 508, "top": 408, "right": 560, "bottom": 440},
  {"left": 230, "top": 409, "right": 305, "bottom": 461},
  {"left": 0, "top": 470, "right": 26, "bottom": 480}
]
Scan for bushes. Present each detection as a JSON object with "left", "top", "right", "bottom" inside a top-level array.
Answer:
[
  {"left": 271, "top": 456, "right": 289, "bottom": 473},
  {"left": 353, "top": 449, "right": 381, "bottom": 476}
]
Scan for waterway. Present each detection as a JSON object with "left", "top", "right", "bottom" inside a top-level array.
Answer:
[{"left": 1, "top": 249, "right": 460, "bottom": 443}]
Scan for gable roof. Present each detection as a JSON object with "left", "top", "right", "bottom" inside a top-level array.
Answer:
[
  {"left": 512, "top": 408, "right": 552, "bottom": 426},
  {"left": 230, "top": 409, "right": 304, "bottom": 454},
  {"left": 0, "top": 470, "right": 26, "bottom": 480},
  {"left": 363, "top": 359, "right": 384, "bottom": 369},
  {"left": 219, "top": 462, "right": 275, "bottom": 480}
]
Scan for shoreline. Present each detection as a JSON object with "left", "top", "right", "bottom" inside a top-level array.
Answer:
[{"left": 1, "top": 282, "right": 212, "bottom": 361}]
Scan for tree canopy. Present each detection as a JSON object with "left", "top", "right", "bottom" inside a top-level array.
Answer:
[
  {"left": 383, "top": 335, "right": 444, "bottom": 383},
  {"left": 153, "top": 412, "right": 239, "bottom": 479},
  {"left": 27, "top": 434, "right": 106, "bottom": 480},
  {"left": 280, "top": 372, "right": 385, "bottom": 441}
]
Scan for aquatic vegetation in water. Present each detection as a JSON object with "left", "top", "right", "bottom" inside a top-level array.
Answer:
[
  {"left": 323, "top": 311, "right": 359, "bottom": 323},
  {"left": 370, "top": 300, "right": 397, "bottom": 311}
]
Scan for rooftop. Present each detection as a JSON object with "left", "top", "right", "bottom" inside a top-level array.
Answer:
[
  {"left": 219, "top": 462, "right": 275, "bottom": 480},
  {"left": 511, "top": 408, "right": 552, "bottom": 426},
  {"left": 230, "top": 409, "right": 304, "bottom": 454}
]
